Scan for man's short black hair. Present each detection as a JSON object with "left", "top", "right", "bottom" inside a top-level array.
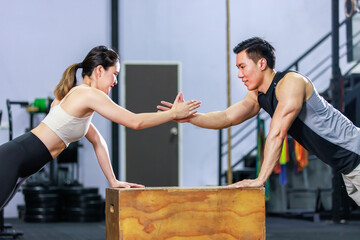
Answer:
[{"left": 233, "top": 37, "right": 276, "bottom": 69}]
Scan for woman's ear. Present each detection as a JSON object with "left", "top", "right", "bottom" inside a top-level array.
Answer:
[{"left": 94, "top": 65, "right": 105, "bottom": 79}]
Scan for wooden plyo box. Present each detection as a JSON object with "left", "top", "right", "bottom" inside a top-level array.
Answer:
[{"left": 106, "top": 187, "right": 265, "bottom": 240}]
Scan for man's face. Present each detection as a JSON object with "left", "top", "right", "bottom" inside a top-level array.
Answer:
[{"left": 235, "top": 51, "right": 263, "bottom": 91}]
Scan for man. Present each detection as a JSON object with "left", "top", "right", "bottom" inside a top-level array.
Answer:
[{"left": 158, "top": 37, "right": 360, "bottom": 205}]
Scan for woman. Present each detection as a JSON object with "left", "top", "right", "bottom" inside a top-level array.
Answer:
[{"left": 0, "top": 46, "right": 200, "bottom": 210}]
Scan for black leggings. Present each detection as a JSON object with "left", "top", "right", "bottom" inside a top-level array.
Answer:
[{"left": 0, "top": 132, "right": 53, "bottom": 210}]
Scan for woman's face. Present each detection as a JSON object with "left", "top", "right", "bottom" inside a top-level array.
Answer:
[{"left": 97, "top": 61, "right": 120, "bottom": 95}]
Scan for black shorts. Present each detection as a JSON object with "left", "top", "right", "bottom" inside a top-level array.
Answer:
[{"left": 0, "top": 132, "right": 53, "bottom": 210}]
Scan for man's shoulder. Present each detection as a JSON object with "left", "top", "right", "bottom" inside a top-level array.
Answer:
[
  {"left": 279, "top": 72, "right": 309, "bottom": 87},
  {"left": 275, "top": 72, "right": 309, "bottom": 103},
  {"left": 282, "top": 71, "right": 305, "bottom": 79}
]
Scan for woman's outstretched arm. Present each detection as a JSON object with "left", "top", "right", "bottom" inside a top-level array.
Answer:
[{"left": 87, "top": 90, "right": 201, "bottom": 130}]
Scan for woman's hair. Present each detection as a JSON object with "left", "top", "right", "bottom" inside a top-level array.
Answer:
[
  {"left": 54, "top": 46, "right": 119, "bottom": 99},
  {"left": 233, "top": 37, "right": 276, "bottom": 69}
]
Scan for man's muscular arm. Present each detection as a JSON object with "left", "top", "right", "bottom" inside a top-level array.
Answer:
[
  {"left": 228, "top": 73, "right": 308, "bottom": 188},
  {"left": 158, "top": 91, "right": 260, "bottom": 129}
]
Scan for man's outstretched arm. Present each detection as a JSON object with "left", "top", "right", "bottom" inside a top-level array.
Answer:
[{"left": 157, "top": 91, "right": 261, "bottom": 129}]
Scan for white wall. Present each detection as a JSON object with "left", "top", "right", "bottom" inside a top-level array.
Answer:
[
  {"left": 119, "top": 0, "right": 348, "bottom": 187},
  {"left": 119, "top": 0, "right": 228, "bottom": 187},
  {"left": 0, "top": 0, "right": 112, "bottom": 217},
  {"left": 0, "top": 0, "right": 351, "bottom": 217}
]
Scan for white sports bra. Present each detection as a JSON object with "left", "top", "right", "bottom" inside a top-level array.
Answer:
[{"left": 42, "top": 85, "right": 93, "bottom": 147}]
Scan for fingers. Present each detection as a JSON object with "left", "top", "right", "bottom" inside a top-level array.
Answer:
[
  {"left": 226, "top": 179, "right": 263, "bottom": 188},
  {"left": 226, "top": 180, "right": 248, "bottom": 188},
  {"left": 113, "top": 183, "right": 131, "bottom": 188},
  {"left": 187, "top": 100, "right": 201, "bottom": 111},
  {"left": 227, "top": 183, "right": 241, "bottom": 188},
  {"left": 160, "top": 101, "right": 173, "bottom": 107},
  {"left": 128, "top": 182, "right": 145, "bottom": 188},
  {"left": 174, "top": 92, "right": 182, "bottom": 103},
  {"left": 191, "top": 104, "right": 201, "bottom": 111},
  {"left": 186, "top": 100, "right": 201, "bottom": 106},
  {"left": 157, "top": 105, "right": 170, "bottom": 111},
  {"left": 176, "top": 119, "right": 190, "bottom": 123},
  {"left": 113, "top": 181, "right": 145, "bottom": 189},
  {"left": 157, "top": 101, "right": 173, "bottom": 113},
  {"left": 122, "top": 182, "right": 145, "bottom": 188},
  {"left": 189, "top": 110, "right": 198, "bottom": 115},
  {"left": 179, "top": 92, "right": 185, "bottom": 102}
]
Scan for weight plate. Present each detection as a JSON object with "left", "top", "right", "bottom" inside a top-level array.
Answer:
[
  {"left": 22, "top": 185, "right": 59, "bottom": 194},
  {"left": 60, "top": 187, "right": 98, "bottom": 195},
  {"left": 25, "top": 193, "right": 59, "bottom": 202},
  {"left": 63, "top": 193, "right": 101, "bottom": 203},
  {"left": 64, "top": 200, "right": 103, "bottom": 208},
  {"left": 25, "top": 201, "right": 60, "bottom": 208},
  {"left": 64, "top": 207, "right": 102, "bottom": 215}
]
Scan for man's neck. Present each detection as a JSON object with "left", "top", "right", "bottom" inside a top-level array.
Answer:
[{"left": 258, "top": 69, "right": 276, "bottom": 94}]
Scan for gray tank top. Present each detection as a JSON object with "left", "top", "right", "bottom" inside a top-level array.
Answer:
[{"left": 258, "top": 71, "right": 360, "bottom": 174}]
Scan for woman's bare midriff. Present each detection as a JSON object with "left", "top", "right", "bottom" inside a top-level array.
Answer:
[{"left": 31, "top": 123, "right": 67, "bottom": 159}]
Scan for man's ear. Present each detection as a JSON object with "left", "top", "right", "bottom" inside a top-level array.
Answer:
[{"left": 258, "top": 58, "right": 267, "bottom": 71}]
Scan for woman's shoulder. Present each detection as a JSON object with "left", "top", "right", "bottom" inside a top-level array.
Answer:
[
  {"left": 58, "top": 85, "right": 111, "bottom": 112},
  {"left": 51, "top": 98, "right": 61, "bottom": 107},
  {"left": 72, "top": 85, "right": 111, "bottom": 109},
  {"left": 70, "top": 84, "right": 105, "bottom": 97}
]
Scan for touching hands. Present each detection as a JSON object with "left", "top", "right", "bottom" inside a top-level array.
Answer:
[
  {"left": 227, "top": 178, "right": 264, "bottom": 188},
  {"left": 110, "top": 179, "right": 145, "bottom": 189},
  {"left": 158, "top": 92, "right": 200, "bottom": 122}
]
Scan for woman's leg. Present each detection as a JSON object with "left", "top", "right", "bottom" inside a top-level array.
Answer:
[
  {"left": 0, "top": 132, "right": 52, "bottom": 210},
  {"left": 0, "top": 141, "right": 23, "bottom": 210}
]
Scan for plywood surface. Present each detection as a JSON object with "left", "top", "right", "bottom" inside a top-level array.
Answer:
[{"left": 106, "top": 187, "right": 265, "bottom": 240}]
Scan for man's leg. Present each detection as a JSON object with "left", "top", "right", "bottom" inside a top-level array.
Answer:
[{"left": 342, "top": 164, "right": 360, "bottom": 206}]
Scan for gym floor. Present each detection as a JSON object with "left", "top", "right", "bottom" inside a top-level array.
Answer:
[{"left": 2, "top": 216, "right": 360, "bottom": 240}]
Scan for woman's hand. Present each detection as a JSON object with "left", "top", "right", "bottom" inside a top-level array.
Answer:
[
  {"left": 171, "top": 92, "right": 201, "bottom": 119},
  {"left": 158, "top": 93, "right": 201, "bottom": 121},
  {"left": 157, "top": 102, "right": 191, "bottom": 123},
  {"left": 110, "top": 179, "right": 145, "bottom": 189}
]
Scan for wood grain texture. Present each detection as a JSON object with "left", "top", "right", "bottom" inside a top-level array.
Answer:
[{"left": 106, "top": 187, "right": 265, "bottom": 240}]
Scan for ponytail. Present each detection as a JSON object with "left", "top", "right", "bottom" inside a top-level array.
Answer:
[
  {"left": 53, "top": 63, "right": 80, "bottom": 100},
  {"left": 53, "top": 46, "right": 119, "bottom": 100}
]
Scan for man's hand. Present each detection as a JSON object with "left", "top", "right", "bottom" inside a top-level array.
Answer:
[
  {"left": 110, "top": 179, "right": 145, "bottom": 189},
  {"left": 227, "top": 178, "right": 264, "bottom": 188}
]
